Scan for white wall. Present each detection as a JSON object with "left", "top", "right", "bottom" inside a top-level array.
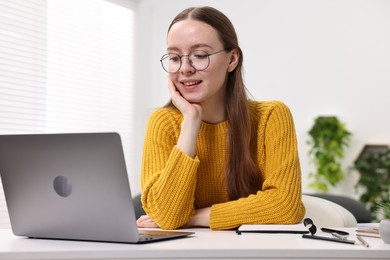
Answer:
[{"left": 132, "top": 0, "right": 390, "bottom": 198}]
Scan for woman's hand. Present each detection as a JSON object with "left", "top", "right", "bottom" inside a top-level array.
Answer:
[
  {"left": 168, "top": 78, "right": 202, "bottom": 121},
  {"left": 136, "top": 208, "right": 211, "bottom": 229},
  {"left": 182, "top": 207, "right": 211, "bottom": 228},
  {"left": 168, "top": 78, "right": 202, "bottom": 158},
  {"left": 136, "top": 215, "right": 160, "bottom": 228}
]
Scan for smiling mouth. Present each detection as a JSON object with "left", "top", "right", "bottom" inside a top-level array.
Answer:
[{"left": 182, "top": 80, "right": 202, "bottom": 88}]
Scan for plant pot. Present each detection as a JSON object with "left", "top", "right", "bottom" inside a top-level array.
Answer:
[{"left": 379, "top": 219, "right": 390, "bottom": 244}]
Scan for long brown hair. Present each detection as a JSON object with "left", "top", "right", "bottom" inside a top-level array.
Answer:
[{"left": 166, "top": 6, "right": 262, "bottom": 200}]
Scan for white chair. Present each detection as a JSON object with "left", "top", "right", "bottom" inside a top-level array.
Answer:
[{"left": 302, "top": 194, "right": 357, "bottom": 228}]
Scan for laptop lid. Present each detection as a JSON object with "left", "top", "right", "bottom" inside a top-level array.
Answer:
[{"left": 0, "top": 132, "right": 193, "bottom": 243}]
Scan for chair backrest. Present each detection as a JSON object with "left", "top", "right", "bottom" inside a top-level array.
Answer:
[
  {"left": 305, "top": 193, "right": 371, "bottom": 223},
  {"left": 132, "top": 194, "right": 146, "bottom": 219},
  {"left": 302, "top": 195, "right": 357, "bottom": 227}
]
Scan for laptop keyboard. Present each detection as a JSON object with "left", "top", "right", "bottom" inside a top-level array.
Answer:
[{"left": 138, "top": 230, "right": 179, "bottom": 237}]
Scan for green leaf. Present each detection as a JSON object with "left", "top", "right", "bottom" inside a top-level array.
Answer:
[{"left": 307, "top": 116, "right": 351, "bottom": 193}]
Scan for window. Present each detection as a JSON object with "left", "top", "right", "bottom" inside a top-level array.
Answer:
[{"left": 0, "top": 0, "right": 135, "bottom": 228}]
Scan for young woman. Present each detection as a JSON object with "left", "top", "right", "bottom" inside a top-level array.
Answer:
[{"left": 136, "top": 6, "right": 305, "bottom": 230}]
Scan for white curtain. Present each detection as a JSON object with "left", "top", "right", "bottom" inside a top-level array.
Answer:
[{"left": 0, "top": 0, "right": 135, "bottom": 228}]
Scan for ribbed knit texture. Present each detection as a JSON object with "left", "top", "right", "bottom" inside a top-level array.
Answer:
[{"left": 141, "top": 100, "right": 305, "bottom": 230}]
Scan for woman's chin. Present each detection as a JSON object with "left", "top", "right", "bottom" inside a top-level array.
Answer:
[{"left": 181, "top": 95, "right": 203, "bottom": 104}]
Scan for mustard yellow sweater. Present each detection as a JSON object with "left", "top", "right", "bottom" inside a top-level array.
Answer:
[{"left": 141, "top": 100, "right": 305, "bottom": 230}]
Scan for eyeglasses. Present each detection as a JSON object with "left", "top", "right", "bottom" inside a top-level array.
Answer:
[{"left": 160, "top": 49, "right": 226, "bottom": 73}]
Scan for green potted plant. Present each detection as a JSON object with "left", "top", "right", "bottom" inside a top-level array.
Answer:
[
  {"left": 377, "top": 201, "right": 390, "bottom": 244},
  {"left": 354, "top": 149, "right": 390, "bottom": 221},
  {"left": 307, "top": 116, "right": 352, "bottom": 193}
]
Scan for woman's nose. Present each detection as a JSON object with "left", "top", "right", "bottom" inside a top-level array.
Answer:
[{"left": 180, "top": 56, "right": 195, "bottom": 73}]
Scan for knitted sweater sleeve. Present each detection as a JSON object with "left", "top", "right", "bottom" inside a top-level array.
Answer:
[
  {"left": 210, "top": 101, "right": 305, "bottom": 230},
  {"left": 141, "top": 109, "right": 200, "bottom": 230}
]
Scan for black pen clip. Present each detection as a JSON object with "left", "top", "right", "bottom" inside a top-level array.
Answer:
[{"left": 303, "top": 218, "right": 317, "bottom": 235}]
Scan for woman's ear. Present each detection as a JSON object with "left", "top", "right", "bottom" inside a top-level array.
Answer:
[{"left": 227, "top": 49, "right": 239, "bottom": 72}]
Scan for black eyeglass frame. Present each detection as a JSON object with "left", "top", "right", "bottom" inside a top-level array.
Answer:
[{"left": 159, "top": 49, "right": 226, "bottom": 73}]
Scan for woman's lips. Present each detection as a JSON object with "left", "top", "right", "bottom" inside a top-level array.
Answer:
[{"left": 181, "top": 80, "right": 202, "bottom": 89}]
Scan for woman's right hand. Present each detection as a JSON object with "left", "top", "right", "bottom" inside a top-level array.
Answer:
[
  {"left": 168, "top": 77, "right": 202, "bottom": 158},
  {"left": 168, "top": 77, "right": 202, "bottom": 122}
]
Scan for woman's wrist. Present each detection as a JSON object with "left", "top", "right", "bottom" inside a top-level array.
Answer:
[{"left": 184, "top": 207, "right": 211, "bottom": 228}]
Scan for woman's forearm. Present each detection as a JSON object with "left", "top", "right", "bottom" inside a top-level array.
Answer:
[{"left": 177, "top": 117, "right": 201, "bottom": 158}]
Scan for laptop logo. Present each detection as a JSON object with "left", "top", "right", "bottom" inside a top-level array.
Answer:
[{"left": 53, "top": 176, "right": 72, "bottom": 197}]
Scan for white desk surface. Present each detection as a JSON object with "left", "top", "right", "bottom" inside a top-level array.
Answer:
[{"left": 0, "top": 228, "right": 389, "bottom": 260}]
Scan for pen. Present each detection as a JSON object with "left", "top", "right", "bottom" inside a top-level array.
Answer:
[
  {"left": 356, "top": 228, "right": 379, "bottom": 234},
  {"left": 357, "top": 235, "right": 370, "bottom": 248},
  {"left": 302, "top": 234, "right": 357, "bottom": 245},
  {"left": 331, "top": 232, "right": 347, "bottom": 240},
  {"left": 356, "top": 233, "right": 381, "bottom": 239},
  {"left": 321, "top": 227, "right": 350, "bottom": 236}
]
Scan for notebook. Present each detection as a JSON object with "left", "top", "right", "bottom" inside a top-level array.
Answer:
[
  {"left": 237, "top": 223, "right": 309, "bottom": 234},
  {"left": 0, "top": 132, "right": 194, "bottom": 243}
]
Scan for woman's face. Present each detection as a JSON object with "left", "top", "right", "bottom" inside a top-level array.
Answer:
[{"left": 167, "top": 19, "right": 238, "bottom": 106}]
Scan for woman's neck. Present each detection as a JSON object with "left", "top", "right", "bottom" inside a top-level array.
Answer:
[{"left": 201, "top": 100, "right": 226, "bottom": 124}]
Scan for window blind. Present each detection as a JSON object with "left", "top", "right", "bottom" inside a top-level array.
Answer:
[{"left": 0, "top": 0, "right": 135, "bottom": 228}]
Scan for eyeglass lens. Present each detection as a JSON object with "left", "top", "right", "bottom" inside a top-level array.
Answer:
[{"left": 160, "top": 50, "right": 211, "bottom": 73}]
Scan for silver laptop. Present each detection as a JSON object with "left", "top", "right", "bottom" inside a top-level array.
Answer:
[{"left": 0, "top": 132, "right": 194, "bottom": 243}]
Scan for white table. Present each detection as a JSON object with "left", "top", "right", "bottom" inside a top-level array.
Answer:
[{"left": 0, "top": 228, "right": 389, "bottom": 259}]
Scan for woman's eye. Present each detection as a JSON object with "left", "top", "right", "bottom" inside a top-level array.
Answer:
[
  {"left": 193, "top": 54, "right": 208, "bottom": 59},
  {"left": 169, "top": 56, "right": 180, "bottom": 62}
]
